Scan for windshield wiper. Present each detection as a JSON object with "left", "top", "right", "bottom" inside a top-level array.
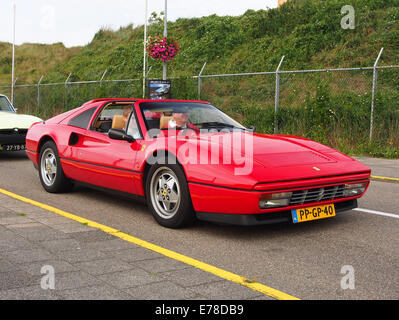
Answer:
[{"left": 198, "top": 122, "right": 246, "bottom": 130}]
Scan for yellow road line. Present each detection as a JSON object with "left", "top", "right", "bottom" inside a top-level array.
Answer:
[
  {"left": 0, "top": 187, "right": 300, "bottom": 301},
  {"left": 371, "top": 175, "right": 399, "bottom": 183}
]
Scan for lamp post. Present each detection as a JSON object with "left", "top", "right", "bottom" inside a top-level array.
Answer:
[
  {"left": 11, "top": 3, "right": 16, "bottom": 105},
  {"left": 163, "top": 0, "right": 167, "bottom": 80},
  {"left": 143, "top": 0, "right": 148, "bottom": 98}
]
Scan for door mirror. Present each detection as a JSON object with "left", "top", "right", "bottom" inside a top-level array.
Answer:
[{"left": 108, "top": 129, "right": 135, "bottom": 143}]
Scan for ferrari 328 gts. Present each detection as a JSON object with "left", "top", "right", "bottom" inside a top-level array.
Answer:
[{"left": 25, "top": 99, "right": 371, "bottom": 228}]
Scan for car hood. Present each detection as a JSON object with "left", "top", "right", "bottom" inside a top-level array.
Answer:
[
  {"left": 0, "top": 111, "right": 42, "bottom": 130},
  {"left": 190, "top": 131, "right": 341, "bottom": 165},
  {"left": 250, "top": 133, "right": 336, "bottom": 166},
  {"left": 247, "top": 133, "right": 370, "bottom": 182},
  {"left": 178, "top": 131, "right": 370, "bottom": 188}
]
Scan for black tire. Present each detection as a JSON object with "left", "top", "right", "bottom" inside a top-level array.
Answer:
[
  {"left": 145, "top": 162, "right": 195, "bottom": 229},
  {"left": 38, "top": 141, "right": 72, "bottom": 193}
]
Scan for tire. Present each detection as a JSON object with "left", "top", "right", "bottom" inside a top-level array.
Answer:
[
  {"left": 39, "top": 141, "right": 72, "bottom": 193},
  {"left": 145, "top": 162, "right": 195, "bottom": 229}
]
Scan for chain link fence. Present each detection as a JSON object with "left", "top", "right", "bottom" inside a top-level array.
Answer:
[
  {"left": 375, "top": 67, "right": 399, "bottom": 147},
  {"left": 1, "top": 53, "right": 398, "bottom": 154},
  {"left": 278, "top": 68, "right": 375, "bottom": 146},
  {"left": 199, "top": 73, "right": 276, "bottom": 132}
]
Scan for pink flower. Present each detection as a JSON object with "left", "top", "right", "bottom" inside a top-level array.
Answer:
[{"left": 146, "top": 36, "right": 180, "bottom": 62}]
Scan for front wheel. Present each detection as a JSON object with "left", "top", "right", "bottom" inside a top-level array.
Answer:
[
  {"left": 39, "top": 141, "right": 72, "bottom": 193},
  {"left": 146, "top": 164, "right": 195, "bottom": 229}
]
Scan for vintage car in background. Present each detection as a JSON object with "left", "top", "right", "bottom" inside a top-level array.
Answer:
[
  {"left": 0, "top": 94, "right": 43, "bottom": 152},
  {"left": 25, "top": 98, "right": 371, "bottom": 228}
]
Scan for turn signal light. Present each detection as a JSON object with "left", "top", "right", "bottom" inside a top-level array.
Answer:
[
  {"left": 259, "top": 192, "right": 293, "bottom": 209},
  {"left": 343, "top": 182, "right": 368, "bottom": 197}
]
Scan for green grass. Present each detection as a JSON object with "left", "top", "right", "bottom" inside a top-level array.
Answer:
[
  {"left": 0, "top": 42, "right": 81, "bottom": 85},
  {"left": 0, "top": 0, "right": 398, "bottom": 158}
]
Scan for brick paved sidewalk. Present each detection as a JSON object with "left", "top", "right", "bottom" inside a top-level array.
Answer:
[{"left": 0, "top": 193, "right": 270, "bottom": 300}]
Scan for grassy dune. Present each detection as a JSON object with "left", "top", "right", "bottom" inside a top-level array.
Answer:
[{"left": 0, "top": 0, "right": 398, "bottom": 157}]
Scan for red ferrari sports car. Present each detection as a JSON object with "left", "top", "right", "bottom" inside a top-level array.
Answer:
[{"left": 26, "top": 99, "right": 371, "bottom": 228}]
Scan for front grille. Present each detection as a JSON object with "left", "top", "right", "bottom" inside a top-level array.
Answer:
[
  {"left": 0, "top": 129, "right": 28, "bottom": 135},
  {"left": 290, "top": 185, "right": 345, "bottom": 205},
  {"left": 0, "top": 129, "right": 28, "bottom": 145}
]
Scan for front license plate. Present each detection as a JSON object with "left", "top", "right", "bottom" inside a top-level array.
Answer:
[
  {"left": 292, "top": 204, "right": 336, "bottom": 224},
  {"left": 0, "top": 144, "right": 26, "bottom": 152}
]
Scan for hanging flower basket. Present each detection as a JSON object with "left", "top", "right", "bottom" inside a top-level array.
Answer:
[{"left": 146, "top": 36, "right": 180, "bottom": 62}]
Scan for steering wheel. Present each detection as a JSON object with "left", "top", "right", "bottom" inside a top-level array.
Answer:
[{"left": 178, "top": 127, "right": 198, "bottom": 137}]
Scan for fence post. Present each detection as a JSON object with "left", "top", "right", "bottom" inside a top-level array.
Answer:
[
  {"left": 12, "top": 77, "right": 18, "bottom": 106},
  {"left": 198, "top": 62, "right": 207, "bottom": 100},
  {"left": 100, "top": 69, "right": 108, "bottom": 83},
  {"left": 37, "top": 75, "right": 44, "bottom": 115},
  {"left": 64, "top": 73, "right": 72, "bottom": 110},
  {"left": 143, "top": 66, "right": 153, "bottom": 98},
  {"left": 274, "top": 56, "right": 285, "bottom": 134},
  {"left": 370, "top": 48, "right": 384, "bottom": 141},
  {"left": 99, "top": 69, "right": 108, "bottom": 96}
]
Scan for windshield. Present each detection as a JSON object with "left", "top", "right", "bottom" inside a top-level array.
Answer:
[
  {"left": 140, "top": 102, "right": 246, "bottom": 132},
  {"left": 0, "top": 96, "right": 14, "bottom": 113}
]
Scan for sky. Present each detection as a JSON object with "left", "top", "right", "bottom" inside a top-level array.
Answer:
[{"left": 0, "top": 0, "right": 278, "bottom": 48}]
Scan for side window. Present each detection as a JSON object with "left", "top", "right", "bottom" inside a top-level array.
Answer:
[
  {"left": 92, "top": 105, "right": 125, "bottom": 134},
  {"left": 0, "top": 96, "right": 13, "bottom": 112},
  {"left": 92, "top": 104, "right": 139, "bottom": 136},
  {"left": 127, "top": 111, "right": 142, "bottom": 140},
  {"left": 68, "top": 107, "right": 96, "bottom": 129}
]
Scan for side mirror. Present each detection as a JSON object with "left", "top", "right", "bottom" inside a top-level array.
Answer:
[{"left": 108, "top": 129, "right": 135, "bottom": 143}]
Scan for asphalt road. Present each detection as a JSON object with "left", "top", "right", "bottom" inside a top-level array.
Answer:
[{"left": 0, "top": 151, "right": 398, "bottom": 300}]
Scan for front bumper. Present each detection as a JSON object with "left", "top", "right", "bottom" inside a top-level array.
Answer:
[
  {"left": 196, "top": 199, "right": 358, "bottom": 226},
  {"left": 189, "top": 172, "right": 370, "bottom": 226}
]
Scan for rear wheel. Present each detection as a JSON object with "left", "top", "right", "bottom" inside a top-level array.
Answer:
[
  {"left": 39, "top": 141, "right": 72, "bottom": 193},
  {"left": 146, "top": 163, "right": 195, "bottom": 229}
]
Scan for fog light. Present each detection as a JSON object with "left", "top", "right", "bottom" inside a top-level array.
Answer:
[
  {"left": 260, "top": 192, "right": 293, "bottom": 209},
  {"left": 343, "top": 182, "right": 368, "bottom": 197}
]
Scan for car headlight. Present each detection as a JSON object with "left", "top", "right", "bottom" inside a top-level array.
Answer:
[
  {"left": 259, "top": 192, "right": 293, "bottom": 209},
  {"left": 343, "top": 182, "right": 368, "bottom": 197}
]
